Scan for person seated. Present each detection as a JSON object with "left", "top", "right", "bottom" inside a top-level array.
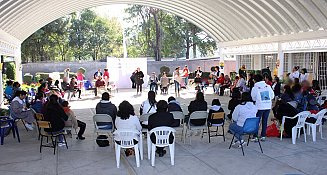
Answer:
[
  {"left": 236, "top": 74, "right": 247, "bottom": 92},
  {"left": 69, "top": 77, "right": 81, "bottom": 99},
  {"left": 188, "top": 92, "right": 207, "bottom": 126},
  {"left": 312, "top": 80, "right": 321, "bottom": 96},
  {"left": 167, "top": 96, "right": 182, "bottom": 112},
  {"left": 95, "top": 76, "right": 105, "bottom": 88},
  {"left": 227, "top": 90, "right": 241, "bottom": 120},
  {"left": 148, "top": 100, "right": 179, "bottom": 157},
  {"left": 10, "top": 90, "right": 36, "bottom": 130},
  {"left": 149, "top": 72, "right": 159, "bottom": 93},
  {"left": 229, "top": 92, "right": 258, "bottom": 147},
  {"left": 279, "top": 85, "right": 294, "bottom": 103},
  {"left": 208, "top": 99, "right": 224, "bottom": 125},
  {"left": 160, "top": 72, "right": 169, "bottom": 94},
  {"left": 4, "top": 80, "right": 13, "bottom": 101},
  {"left": 44, "top": 95, "right": 69, "bottom": 146},
  {"left": 219, "top": 75, "right": 231, "bottom": 96},
  {"left": 230, "top": 76, "right": 239, "bottom": 94},
  {"left": 95, "top": 92, "right": 117, "bottom": 129},
  {"left": 62, "top": 101, "right": 86, "bottom": 140},
  {"left": 115, "top": 100, "right": 142, "bottom": 156},
  {"left": 61, "top": 77, "right": 70, "bottom": 91},
  {"left": 31, "top": 93, "right": 44, "bottom": 113},
  {"left": 214, "top": 73, "right": 225, "bottom": 95},
  {"left": 11, "top": 82, "right": 21, "bottom": 100},
  {"left": 140, "top": 91, "right": 157, "bottom": 115},
  {"left": 194, "top": 74, "right": 203, "bottom": 91}
]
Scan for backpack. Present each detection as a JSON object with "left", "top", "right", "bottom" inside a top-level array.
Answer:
[
  {"left": 96, "top": 135, "right": 110, "bottom": 147},
  {"left": 256, "top": 85, "right": 272, "bottom": 103}
]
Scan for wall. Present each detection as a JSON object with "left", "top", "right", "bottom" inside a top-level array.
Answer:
[{"left": 22, "top": 59, "right": 223, "bottom": 81}]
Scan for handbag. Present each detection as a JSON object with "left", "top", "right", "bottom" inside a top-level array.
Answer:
[{"left": 266, "top": 122, "right": 279, "bottom": 137}]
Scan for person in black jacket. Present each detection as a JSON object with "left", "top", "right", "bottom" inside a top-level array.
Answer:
[
  {"left": 227, "top": 90, "right": 241, "bottom": 120},
  {"left": 95, "top": 92, "right": 117, "bottom": 129},
  {"left": 148, "top": 100, "right": 179, "bottom": 157},
  {"left": 208, "top": 99, "right": 224, "bottom": 125},
  {"left": 44, "top": 94, "right": 68, "bottom": 145},
  {"left": 272, "top": 76, "right": 281, "bottom": 97},
  {"left": 135, "top": 67, "right": 144, "bottom": 95},
  {"left": 188, "top": 92, "right": 207, "bottom": 126},
  {"left": 167, "top": 96, "right": 182, "bottom": 112}
]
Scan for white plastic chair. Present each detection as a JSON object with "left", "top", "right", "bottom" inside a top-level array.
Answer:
[
  {"left": 113, "top": 129, "right": 141, "bottom": 168},
  {"left": 317, "top": 95, "right": 327, "bottom": 106},
  {"left": 170, "top": 111, "right": 185, "bottom": 141},
  {"left": 305, "top": 109, "right": 327, "bottom": 142},
  {"left": 147, "top": 127, "right": 176, "bottom": 166},
  {"left": 280, "top": 111, "right": 311, "bottom": 144},
  {"left": 184, "top": 111, "right": 208, "bottom": 144},
  {"left": 93, "top": 114, "right": 115, "bottom": 144}
]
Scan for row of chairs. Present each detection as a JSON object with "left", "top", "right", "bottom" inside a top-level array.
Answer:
[{"left": 280, "top": 109, "right": 327, "bottom": 144}]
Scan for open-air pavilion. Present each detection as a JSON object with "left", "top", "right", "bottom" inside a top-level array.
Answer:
[{"left": 1, "top": 0, "right": 327, "bottom": 175}]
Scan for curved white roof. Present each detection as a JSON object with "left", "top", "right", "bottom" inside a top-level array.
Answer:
[{"left": 1, "top": 0, "right": 327, "bottom": 46}]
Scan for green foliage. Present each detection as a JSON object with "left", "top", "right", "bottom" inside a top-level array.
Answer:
[
  {"left": 35, "top": 72, "right": 50, "bottom": 80},
  {"left": 160, "top": 66, "right": 170, "bottom": 74},
  {"left": 6, "top": 62, "right": 16, "bottom": 80},
  {"left": 34, "top": 74, "right": 41, "bottom": 82},
  {"left": 22, "top": 9, "right": 123, "bottom": 62},
  {"left": 23, "top": 74, "right": 33, "bottom": 84},
  {"left": 125, "top": 5, "right": 217, "bottom": 60}
]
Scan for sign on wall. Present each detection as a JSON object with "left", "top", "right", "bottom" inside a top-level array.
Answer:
[{"left": 107, "top": 57, "right": 147, "bottom": 88}]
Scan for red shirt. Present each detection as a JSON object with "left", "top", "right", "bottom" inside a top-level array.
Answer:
[
  {"left": 183, "top": 68, "right": 189, "bottom": 77},
  {"left": 217, "top": 77, "right": 225, "bottom": 84},
  {"left": 103, "top": 71, "right": 109, "bottom": 78}
]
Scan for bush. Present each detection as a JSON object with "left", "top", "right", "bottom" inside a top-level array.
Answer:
[
  {"left": 35, "top": 72, "right": 50, "bottom": 80},
  {"left": 23, "top": 74, "right": 33, "bottom": 84},
  {"left": 34, "top": 74, "right": 41, "bottom": 82},
  {"left": 6, "top": 62, "right": 16, "bottom": 80},
  {"left": 160, "top": 66, "right": 170, "bottom": 75}
]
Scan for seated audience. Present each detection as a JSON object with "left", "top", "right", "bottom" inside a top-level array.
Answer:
[
  {"left": 140, "top": 91, "right": 157, "bottom": 115},
  {"left": 236, "top": 74, "right": 247, "bottom": 92},
  {"left": 214, "top": 73, "right": 225, "bottom": 95},
  {"left": 61, "top": 77, "right": 70, "bottom": 91},
  {"left": 44, "top": 95, "right": 68, "bottom": 145},
  {"left": 10, "top": 90, "right": 36, "bottom": 130},
  {"left": 62, "top": 101, "right": 86, "bottom": 140},
  {"left": 11, "top": 82, "right": 21, "bottom": 100},
  {"left": 95, "top": 92, "right": 117, "bottom": 129},
  {"left": 31, "top": 93, "right": 44, "bottom": 113},
  {"left": 148, "top": 100, "right": 179, "bottom": 157},
  {"left": 188, "top": 92, "right": 207, "bottom": 126},
  {"left": 228, "top": 90, "right": 241, "bottom": 120},
  {"left": 312, "top": 80, "right": 321, "bottom": 96},
  {"left": 4, "top": 80, "right": 13, "bottom": 100},
  {"left": 229, "top": 92, "right": 258, "bottom": 146},
  {"left": 167, "top": 96, "right": 182, "bottom": 112},
  {"left": 230, "top": 76, "right": 239, "bottom": 94},
  {"left": 279, "top": 85, "right": 294, "bottom": 103},
  {"left": 208, "top": 99, "right": 224, "bottom": 125},
  {"left": 219, "top": 75, "right": 232, "bottom": 96}
]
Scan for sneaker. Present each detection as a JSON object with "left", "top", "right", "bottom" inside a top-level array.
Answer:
[
  {"left": 250, "top": 137, "right": 258, "bottom": 142},
  {"left": 231, "top": 140, "right": 239, "bottom": 146},
  {"left": 260, "top": 137, "right": 266, "bottom": 142},
  {"left": 25, "top": 123, "right": 34, "bottom": 131},
  {"left": 58, "top": 143, "right": 66, "bottom": 147},
  {"left": 77, "top": 136, "right": 85, "bottom": 140},
  {"left": 238, "top": 141, "right": 247, "bottom": 148}
]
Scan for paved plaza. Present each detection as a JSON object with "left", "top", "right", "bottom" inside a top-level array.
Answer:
[{"left": 1, "top": 88, "right": 327, "bottom": 175}]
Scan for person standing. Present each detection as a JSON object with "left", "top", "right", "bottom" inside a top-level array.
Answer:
[
  {"left": 64, "top": 68, "right": 70, "bottom": 79},
  {"left": 182, "top": 65, "right": 190, "bottom": 86},
  {"left": 299, "top": 68, "right": 308, "bottom": 83},
  {"left": 239, "top": 64, "right": 247, "bottom": 80},
  {"left": 93, "top": 69, "right": 103, "bottom": 80},
  {"left": 160, "top": 72, "right": 169, "bottom": 94},
  {"left": 103, "top": 68, "right": 110, "bottom": 88},
  {"left": 173, "top": 67, "right": 182, "bottom": 97},
  {"left": 130, "top": 70, "right": 137, "bottom": 89},
  {"left": 251, "top": 74, "right": 274, "bottom": 142},
  {"left": 211, "top": 66, "right": 219, "bottom": 93},
  {"left": 135, "top": 67, "right": 144, "bottom": 95},
  {"left": 289, "top": 66, "right": 300, "bottom": 81}
]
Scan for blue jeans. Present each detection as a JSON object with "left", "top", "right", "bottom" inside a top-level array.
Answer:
[
  {"left": 229, "top": 122, "right": 243, "bottom": 141},
  {"left": 174, "top": 81, "right": 180, "bottom": 93},
  {"left": 255, "top": 109, "right": 270, "bottom": 137},
  {"left": 184, "top": 77, "right": 189, "bottom": 86},
  {"left": 150, "top": 83, "right": 157, "bottom": 93}
]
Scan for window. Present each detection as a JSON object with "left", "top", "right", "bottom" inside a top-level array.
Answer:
[
  {"left": 262, "top": 54, "right": 277, "bottom": 70},
  {"left": 237, "top": 55, "right": 253, "bottom": 70},
  {"left": 292, "top": 53, "right": 315, "bottom": 73}
]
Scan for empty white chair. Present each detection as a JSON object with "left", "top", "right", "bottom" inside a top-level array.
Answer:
[
  {"left": 280, "top": 111, "right": 311, "bottom": 144},
  {"left": 114, "top": 129, "right": 141, "bottom": 168},
  {"left": 93, "top": 114, "right": 115, "bottom": 144},
  {"left": 306, "top": 109, "right": 327, "bottom": 142},
  {"left": 170, "top": 111, "right": 185, "bottom": 141},
  {"left": 148, "top": 127, "right": 176, "bottom": 166},
  {"left": 184, "top": 111, "right": 208, "bottom": 144}
]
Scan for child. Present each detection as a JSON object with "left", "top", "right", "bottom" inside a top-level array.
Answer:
[
  {"left": 31, "top": 93, "right": 44, "bottom": 113},
  {"left": 62, "top": 101, "right": 86, "bottom": 140}
]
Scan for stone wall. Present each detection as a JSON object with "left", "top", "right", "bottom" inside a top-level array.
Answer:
[{"left": 22, "top": 58, "right": 224, "bottom": 80}]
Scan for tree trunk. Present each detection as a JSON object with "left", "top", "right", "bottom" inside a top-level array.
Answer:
[
  {"left": 186, "top": 36, "right": 190, "bottom": 60},
  {"left": 192, "top": 27, "right": 197, "bottom": 58},
  {"left": 152, "top": 9, "right": 161, "bottom": 61}
]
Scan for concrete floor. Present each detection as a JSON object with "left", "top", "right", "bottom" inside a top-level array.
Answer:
[{"left": 1, "top": 87, "right": 327, "bottom": 175}]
